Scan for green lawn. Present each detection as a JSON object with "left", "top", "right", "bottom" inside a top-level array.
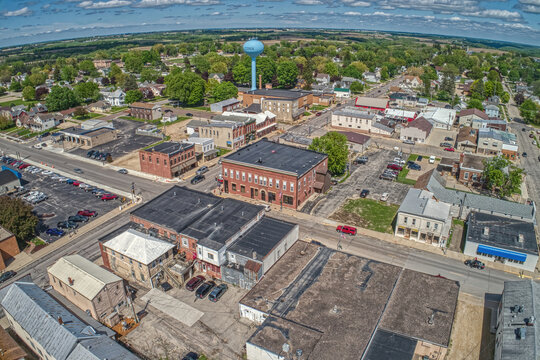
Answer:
[
  {"left": 0, "top": 98, "right": 32, "bottom": 107},
  {"left": 185, "top": 106, "right": 211, "bottom": 112},
  {"left": 73, "top": 112, "right": 101, "bottom": 120},
  {"left": 303, "top": 111, "right": 311, "bottom": 116},
  {"left": 31, "top": 238, "right": 47, "bottom": 246},
  {"left": 110, "top": 106, "right": 128, "bottom": 113},
  {"left": 217, "top": 148, "right": 232, "bottom": 156},
  {"left": 407, "top": 154, "right": 418, "bottom": 161},
  {"left": 339, "top": 198, "right": 399, "bottom": 233},
  {"left": 396, "top": 168, "right": 417, "bottom": 185},
  {"left": 310, "top": 105, "right": 328, "bottom": 111}
]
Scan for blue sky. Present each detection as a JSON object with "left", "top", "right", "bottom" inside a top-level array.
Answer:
[{"left": 1, "top": 0, "right": 540, "bottom": 48}]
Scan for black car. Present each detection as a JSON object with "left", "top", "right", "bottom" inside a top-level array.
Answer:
[
  {"left": 182, "top": 352, "right": 198, "bottom": 360},
  {"left": 0, "top": 271, "right": 16, "bottom": 284},
  {"left": 86, "top": 150, "right": 95, "bottom": 157},
  {"left": 417, "top": 156, "right": 423, "bottom": 161},
  {"left": 523, "top": 152, "right": 528, "bottom": 157},
  {"left": 68, "top": 215, "right": 89, "bottom": 223},
  {"left": 440, "top": 142, "right": 452, "bottom": 148},
  {"left": 74, "top": 168, "right": 83, "bottom": 174},
  {"left": 208, "top": 284, "right": 228, "bottom": 302},
  {"left": 360, "top": 189, "right": 370, "bottom": 198},
  {"left": 160, "top": 282, "right": 173, "bottom": 292},
  {"left": 195, "top": 281, "right": 216, "bottom": 299},
  {"left": 92, "top": 151, "right": 101, "bottom": 159},
  {"left": 186, "top": 113, "right": 193, "bottom": 117},
  {"left": 408, "top": 163, "right": 421, "bottom": 170},
  {"left": 444, "top": 136, "right": 453, "bottom": 141},
  {"left": 57, "top": 221, "right": 78, "bottom": 229},
  {"left": 464, "top": 259, "right": 485, "bottom": 269},
  {"left": 191, "top": 175, "right": 205, "bottom": 185}
]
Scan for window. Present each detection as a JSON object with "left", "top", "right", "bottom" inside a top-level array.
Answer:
[
  {"left": 232, "top": 183, "right": 237, "bottom": 191},
  {"left": 224, "top": 169, "right": 228, "bottom": 177},
  {"left": 164, "top": 159, "right": 167, "bottom": 165},
  {"left": 140, "top": 273, "right": 145, "bottom": 281},
  {"left": 276, "top": 180, "right": 280, "bottom": 189},
  {"left": 412, "top": 219, "right": 416, "bottom": 226},
  {"left": 152, "top": 261, "right": 156, "bottom": 268},
  {"left": 236, "top": 171, "right": 239, "bottom": 180},
  {"left": 148, "top": 156, "right": 152, "bottom": 163},
  {"left": 290, "top": 183, "right": 294, "bottom": 192},
  {"left": 131, "top": 271, "right": 136, "bottom": 279},
  {"left": 269, "top": 178, "right": 273, "bottom": 187},
  {"left": 434, "top": 223, "right": 439, "bottom": 230},
  {"left": 97, "top": 296, "right": 101, "bottom": 303},
  {"left": 254, "top": 175, "right": 258, "bottom": 184},
  {"left": 141, "top": 154, "right": 145, "bottom": 160},
  {"left": 283, "top": 195, "right": 293, "bottom": 205},
  {"left": 426, "top": 222, "right": 430, "bottom": 229},
  {"left": 129, "top": 258, "right": 133, "bottom": 264},
  {"left": 283, "top": 181, "right": 287, "bottom": 191},
  {"left": 207, "top": 253, "right": 214, "bottom": 260},
  {"left": 403, "top": 216, "right": 408, "bottom": 224},
  {"left": 73, "top": 290, "right": 77, "bottom": 296},
  {"left": 241, "top": 185, "right": 245, "bottom": 193},
  {"left": 182, "top": 238, "right": 189, "bottom": 247},
  {"left": 242, "top": 172, "right": 246, "bottom": 181},
  {"left": 248, "top": 173, "right": 252, "bottom": 182},
  {"left": 464, "top": 172, "right": 469, "bottom": 180}
]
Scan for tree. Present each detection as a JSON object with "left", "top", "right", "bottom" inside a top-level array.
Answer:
[
  {"left": 124, "top": 53, "right": 144, "bottom": 73},
  {"left": 123, "top": 75, "right": 138, "bottom": 91},
  {"left": 308, "top": 132, "right": 348, "bottom": 175},
  {"left": 46, "top": 86, "right": 79, "bottom": 111},
  {"left": 29, "top": 73, "right": 46, "bottom": 87},
  {"left": 520, "top": 99, "right": 539, "bottom": 124},
  {"left": 61, "top": 65, "right": 77, "bottom": 82},
  {"left": 467, "top": 99, "right": 484, "bottom": 111},
  {"left": 109, "top": 63, "right": 122, "bottom": 80},
  {"left": 514, "top": 93, "right": 525, "bottom": 106},
  {"left": 165, "top": 71, "right": 205, "bottom": 106},
  {"left": 22, "top": 86, "right": 35, "bottom": 101},
  {"left": 532, "top": 80, "right": 540, "bottom": 97},
  {"left": 233, "top": 62, "right": 250, "bottom": 85},
  {"left": 0, "top": 87, "right": 6, "bottom": 96},
  {"left": 487, "top": 70, "right": 500, "bottom": 82},
  {"left": 482, "top": 156, "right": 523, "bottom": 198},
  {"left": 508, "top": 69, "right": 520, "bottom": 82},
  {"left": 78, "top": 60, "right": 96, "bottom": 75},
  {"left": 501, "top": 92, "right": 510, "bottom": 104},
  {"left": 35, "top": 87, "right": 49, "bottom": 100},
  {"left": 9, "top": 81, "right": 22, "bottom": 92},
  {"left": 125, "top": 90, "right": 143, "bottom": 104},
  {"left": 342, "top": 65, "right": 362, "bottom": 80},
  {"left": 140, "top": 68, "right": 160, "bottom": 83},
  {"left": 276, "top": 61, "right": 299, "bottom": 89},
  {"left": 0, "top": 114, "right": 14, "bottom": 130},
  {"left": 350, "top": 81, "right": 364, "bottom": 94},
  {"left": 380, "top": 66, "right": 389, "bottom": 81},
  {"left": 212, "top": 81, "right": 238, "bottom": 102},
  {"left": 324, "top": 62, "right": 339, "bottom": 79},
  {"left": 0, "top": 196, "right": 38, "bottom": 247},
  {"left": 75, "top": 82, "right": 100, "bottom": 102},
  {"left": 468, "top": 66, "right": 483, "bottom": 80},
  {"left": 73, "top": 107, "right": 88, "bottom": 118}
]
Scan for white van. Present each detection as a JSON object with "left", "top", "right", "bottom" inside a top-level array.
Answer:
[{"left": 429, "top": 156, "right": 436, "bottom": 164}]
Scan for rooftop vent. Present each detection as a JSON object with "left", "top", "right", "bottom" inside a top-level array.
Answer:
[
  {"left": 483, "top": 227, "right": 489, "bottom": 236},
  {"left": 518, "top": 234, "right": 524, "bottom": 243},
  {"left": 515, "top": 327, "right": 526, "bottom": 340},
  {"left": 252, "top": 250, "right": 257, "bottom": 259},
  {"left": 427, "top": 313, "right": 435, "bottom": 325},
  {"left": 58, "top": 316, "right": 64, "bottom": 325},
  {"left": 526, "top": 316, "right": 535, "bottom": 326},
  {"left": 68, "top": 277, "right": 74, "bottom": 286}
]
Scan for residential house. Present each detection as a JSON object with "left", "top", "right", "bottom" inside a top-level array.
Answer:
[
  {"left": 161, "top": 109, "right": 177, "bottom": 123},
  {"left": 93, "top": 59, "right": 112, "bottom": 69},
  {"left": 388, "top": 92, "right": 418, "bottom": 108},
  {"left": 0, "top": 226, "right": 20, "bottom": 270},
  {"left": 337, "top": 131, "right": 371, "bottom": 154},
  {"left": 197, "top": 115, "right": 256, "bottom": 149},
  {"left": 420, "top": 107, "right": 456, "bottom": 130},
  {"left": 458, "top": 153, "right": 485, "bottom": 186},
  {"left": 221, "top": 138, "right": 330, "bottom": 209},
  {"left": 339, "top": 77, "right": 361, "bottom": 89},
  {"left": 456, "top": 126, "right": 478, "bottom": 152},
  {"left": 139, "top": 142, "right": 196, "bottom": 178},
  {"left": 400, "top": 116, "right": 433, "bottom": 144},
  {"left": 210, "top": 98, "right": 241, "bottom": 113},
  {"left": 402, "top": 75, "right": 422, "bottom": 88},
  {"left": 464, "top": 212, "right": 538, "bottom": 272},
  {"left": 0, "top": 169, "right": 21, "bottom": 196},
  {"left": 101, "top": 228, "right": 175, "bottom": 288},
  {"left": 334, "top": 88, "right": 351, "bottom": 99},
  {"left": 472, "top": 118, "right": 507, "bottom": 131},
  {"left": 10, "top": 106, "right": 27, "bottom": 123},
  {"left": 458, "top": 108, "right": 489, "bottom": 127},
  {"left": 87, "top": 101, "right": 111, "bottom": 113},
  {"left": 1, "top": 281, "right": 140, "bottom": 360},
  {"left": 129, "top": 102, "right": 162, "bottom": 121},
  {"left": 209, "top": 73, "right": 224, "bottom": 83},
  {"left": 48, "top": 255, "right": 127, "bottom": 326},
  {"left": 17, "top": 113, "right": 63, "bottom": 132},
  {"left": 241, "top": 241, "right": 458, "bottom": 360},
  {"left": 331, "top": 107, "right": 386, "bottom": 135},
  {"left": 417, "top": 97, "right": 429, "bottom": 107},
  {"left": 486, "top": 95, "right": 501, "bottom": 106},
  {"left": 485, "top": 104, "right": 500, "bottom": 118},
  {"left": 363, "top": 71, "right": 380, "bottom": 82},
  {"left": 395, "top": 189, "right": 452, "bottom": 246},
  {"left": 477, "top": 128, "right": 518, "bottom": 159},
  {"left": 494, "top": 280, "right": 540, "bottom": 360},
  {"left": 241, "top": 89, "right": 313, "bottom": 122},
  {"left": 354, "top": 97, "right": 388, "bottom": 112},
  {"left": 315, "top": 73, "right": 330, "bottom": 85},
  {"left": 29, "top": 103, "right": 47, "bottom": 114},
  {"left": 100, "top": 89, "right": 126, "bottom": 106}
]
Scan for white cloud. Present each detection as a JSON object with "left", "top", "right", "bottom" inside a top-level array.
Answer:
[
  {"left": 134, "top": 0, "right": 219, "bottom": 6},
  {"left": 450, "top": 16, "right": 461, "bottom": 21},
  {"left": 294, "top": 0, "right": 324, "bottom": 4},
  {"left": 341, "top": 0, "right": 371, "bottom": 6},
  {"left": 78, "top": 0, "right": 132, "bottom": 9},
  {"left": 469, "top": 9, "right": 522, "bottom": 21},
  {"left": 344, "top": 11, "right": 362, "bottom": 15},
  {"left": 516, "top": 0, "right": 540, "bottom": 13},
  {"left": 4, "top": 7, "right": 31, "bottom": 17},
  {"left": 210, "top": 11, "right": 221, "bottom": 15}
]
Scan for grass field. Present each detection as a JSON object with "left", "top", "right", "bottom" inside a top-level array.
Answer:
[
  {"left": 0, "top": 99, "right": 33, "bottom": 107},
  {"left": 396, "top": 168, "right": 417, "bottom": 185},
  {"left": 73, "top": 112, "right": 101, "bottom": 120},
  {"left": 332, "top": 198, "right": 399, "bottom": 233}
]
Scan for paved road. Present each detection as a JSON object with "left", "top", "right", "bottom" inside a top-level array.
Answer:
[{"left": 0, "top": 138, "right": 171, "bottom": 200}]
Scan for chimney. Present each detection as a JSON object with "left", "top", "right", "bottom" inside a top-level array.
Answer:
[
  {"left": 68, "top": 277, "right": 74, "bottom": 286},
  {"left": 252, "top": 250, "right": 257, "bottom": 259},
  {"left": 259, "top": 74, "right": 262, "bottom": 90},
  {"left": 58, "top": 316, "right": 64, "bottom": 325}
]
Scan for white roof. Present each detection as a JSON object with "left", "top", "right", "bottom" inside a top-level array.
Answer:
[
  {"left": 103, "top": 229, "right": 174, "bottom": 265},
  {"left": 222, "top": 110, "right": 276, "bottom": 125},
  {"left": 48, "top": 255, "right": 122, "bottom": 300},
  {"left": 420, "top": 107, "right": 456, "bottom": 126},
  {"left": 384, "top": 108, "right": 417, "bottom": 118}
]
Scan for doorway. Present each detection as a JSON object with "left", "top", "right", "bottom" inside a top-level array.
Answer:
[{"left": 261, "top": 191, "right": 266, "bottom": 201}]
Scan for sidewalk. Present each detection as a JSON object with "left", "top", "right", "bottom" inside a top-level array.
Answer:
[
  {"left": 216, "top": 190, "right": 539, "bottom": 280},
  {"left": 6, "top": 200, "right": 139, "bottom": 273}
]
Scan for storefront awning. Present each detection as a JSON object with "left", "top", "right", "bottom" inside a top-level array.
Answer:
[{"left": 477, "top": 245, "right": 527, "bottom": 262}]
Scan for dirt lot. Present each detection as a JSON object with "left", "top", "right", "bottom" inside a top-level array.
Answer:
[
  {"left": 426, "top": 128, "right": 459, "bottom": 148},
  {"left": 124, "top": 283, "right": 253, "bottom": 360},
  {"left": 447, "top": 293, "right": 495, "bottom": 360},
  {"left": 112, "top": 152, "right": 141, "bottom": 171},
  {"left": 162, "top": 120, "right": 190, "bottom": 142}
]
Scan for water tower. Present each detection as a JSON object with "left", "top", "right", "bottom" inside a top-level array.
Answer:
[{"left": 243, "top": 39, "right": 264, "bottom": 91}]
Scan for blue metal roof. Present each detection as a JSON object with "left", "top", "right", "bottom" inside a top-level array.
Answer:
[{"left": 477, "top": 245, "right": 527, "bottom": 262}]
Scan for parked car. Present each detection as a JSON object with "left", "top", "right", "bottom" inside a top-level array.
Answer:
[
  {"left": 393, "top": 157, "right": 405, "bottom": 165},
  {"left": 186, "top": 113, "right": 193, "bottom": 117},
  {"left": 72, "top": 181, "right": 82, "bottom": 186},
  {"left": 316, "top": 112, "right": 322, "bottom": 116},
  {"left": 46, "top": 228, "right": 65, "bottom": 236},
  {"left": 444, "top": 136, "right": 453, "bottom": 141},
  {"left": 0, "top": 271, "right": 16, "bottom": 284},
  {"left": 101, "top": 194, "right": 118, "bottom": 201},
  {"left": 196, "top": 281, "right": 216, "bottom": 299},
  {"left": 208, "top": 284, "right": 228, "bottom": 302},
  {"left": 18, "top": 163, "right": 30, "bottom": 170},
  {"left": 160, "top": 282, "right": 173, "bottom": 292},
  {"left": 87, "top": 150, "right": 95, "bottom": 157},
  {"left": 387, "top": 163, "right": 403, "bottom": 171},
  {"left": 417, "top": 156, "right": 423, "bottom": 161},
  {"left": 529, "top": 133, "right": 534, "bottom": 138},
  {"left": 523, "top": 152, "right": 528, "bottom": 157},
  {"left": 380, "top": 193, "right": 389, "bottom": 202},
  {"left": 403, "top": 139, "right": 415, "bottom": 145},
  {"left": 191, "top": 175, "right": 205, "bottom": 185},
  {"left": 408, "top": 163, "right": 421, "bottom": 171},
  {"left": 440, "top": 142, "right": 452, "bottom": 148},
  {"left": 360, "top": 189, "right": 370, "bottom": 198},
  {"left": 355, "top": 156, "right": 368, "bottom": 164},
  {"left": 379, "top": 173, "right": 395, "bottom": 181},
  {"left": 464, "top": 259, "right": 485, "bottom": 269},
  {"left": 336, "top": 225, "right": 357, "bottom": 235},
  {"left": 57, "top": 221, "right": 78, "bottom": 229},
  {"left": 182, "top": 352, "right": 199, "bottom": 360},
  {"left": 196, "top": 166, "right": 209, "bottom": 175},
  {"left": 216, "top": 174, "right": 224, "bottom": 183},
  {"left": 429, "top": 155, "right": 436, "bottom": 164},
  {"left": 73, "top": 168, "right": 83, "bottom": 174},
  {"left": 186, "top": 275, "right": 206, "bottom": 291},
  {"left": 68, "top": 215, "right": 89, "bottom": 223},
  {"left": 78, "top": 210, "right": 97, "bottom": 217},
  {"left": 444, "top": 147, "right": 455, "bottom": 152},
  {"left": 117, "top": 168, "right": 128, "bottom": 174}
]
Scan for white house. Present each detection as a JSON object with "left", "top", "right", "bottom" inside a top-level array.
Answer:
[
  {"left": 100, "top": 89, "right": 126, "bottom": 106},
  {"left": 334, "top": 87, "right": 351, "bottom": 99},
  {"left": 420, "top": 107, "right": 457, "bottom": 130},
  {"left": 485, "top": 104, "right": 500, "bottom": 118},
  {"left": 162, "top": 109, "right": 178, "bottom": 123}
]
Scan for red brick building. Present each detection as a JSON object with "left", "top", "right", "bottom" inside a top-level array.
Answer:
[
  {"left": 0, "top": 227, "right": 20, "bottom": 270},
  {"left": 129, "top": 102, "right": 162, "bottom": 121},
  {"left": 139, "top": 142, "right": 196, "bottom": 178},
  {"left": 221, "top": 139, "right": 330, "bottom": 210}
]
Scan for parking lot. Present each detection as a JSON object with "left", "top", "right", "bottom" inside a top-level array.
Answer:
[
  {"left": 305, "top": 148, "right": 413, "bottom": 217},
  {"left": 125, "top": 281, "right": 252, "bottom": 360},
  {"left": 426, "top": 127, "right": 459, "bottom": 148},
  {"left": 70, "top": 118, "right": 159, "bottom": 160},
  {"left": 1, "top": 159, "right": 120, "bottom": 242}
]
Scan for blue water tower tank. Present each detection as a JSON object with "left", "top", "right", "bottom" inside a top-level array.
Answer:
[{"left": 243, "top": 39, "right": 264, "bottom": 91}]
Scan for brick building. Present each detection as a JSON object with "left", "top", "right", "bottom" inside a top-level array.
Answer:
[
  {"left": 0, "top": 227, "right": 20, "bottom": 270},
  {"left": 240, "top": 89, "right": 312, "bottom": 122},
  {"left": 139, "top": 142, "right": 196, "bottom": 178},
  {"left": 129, "top": 102, "right": 162, "bottom": 121},
  {"left": 458, "top": 153, "right": 485, "bottom": 186},
  {"left": 221, "top": 139, "right": 330, "bottom": 209},
  {"left": 47, "top": 255, "right": 127, "bottom": 326}
]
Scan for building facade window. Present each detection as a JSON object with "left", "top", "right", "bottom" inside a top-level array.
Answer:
[
  {"left": 254, "top": 175, "right": 258, "bottom": 184},
  {"left": 224, "top": 169, "right": 228, "bottom": 177},
  {"left": 232, "top": 183, "right": 237, "bottom": 191},
  {"left": 290, "top": 183, "right": 294, "bottom": 192},
  {"left": 236, "top": 171, "right": 239, "bottom": 180},
  {"left": 248, "top": 174, "right": 252, "bottom": 182}
]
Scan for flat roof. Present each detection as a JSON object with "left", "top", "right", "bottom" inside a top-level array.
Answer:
[
  {"left": 466, "top": 212, "right": 538, "bottom": 255},
  {"left": 143, "top": 142, "right": 193, "bottom": 155},
  {"left": 227, "top": 217, "right": 297, "bottom": 261},
  {"left": 398, "top": 188, "right": 451, "bottom": 222},
  {"left": 242, "top": 241, "right": 459, "bottom": 359},
  {"left": 247, "top": 89, "right": 310, "bottom": 100},
  {"left": 461, "top": 154, "right": 485, "bottom": 171},
  {"left": 223, "top": 138, "right": 327, "bottom": 177},
  {"left": 363, "top": 329, "right": 417, "bottom": 360},
  {"left": 103, "top": 228, "right": 175, "bottom": 265},
  {"left": 355, "top": 97, "right": 388, "bottom": 108},
  {"left": 211, "top": 114, "right": 255, "bottom": 124},
  {"left": 181, "top": 198, "right": 264, "bottom": 251},
  {"left": 333, "top": 107, "right": 376, "bottom": 119},
  {"left": 130, "top": 186, "right": 220, "bottom": 233}
]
